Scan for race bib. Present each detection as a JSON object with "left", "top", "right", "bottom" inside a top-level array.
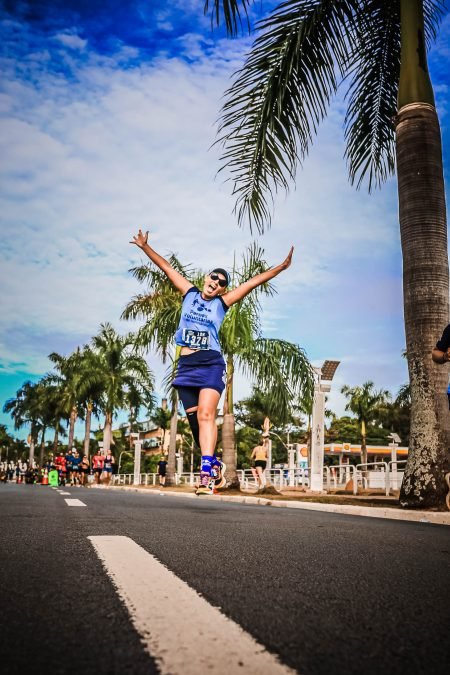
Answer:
[{"left": 182, "top": 329, "right": 210, "bottom": 350}]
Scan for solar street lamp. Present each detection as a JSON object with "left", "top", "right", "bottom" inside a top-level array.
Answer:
[
  {"left": 310, "top": 360, "right": 340, "bottom": 492},
  {"left": 130, "top": 432, "right": 142, "bottom": 486}
]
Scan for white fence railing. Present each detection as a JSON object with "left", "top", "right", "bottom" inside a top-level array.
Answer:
[
  {"left": 113, "top": 462, "right": 405, "bottom": 495},
  {"left": 324, "top": 464, "right": 358, "bottom": 495},
  {"left": 237, "top": 468, "right": 310, "bottom": 490},
  {"left": 112, "top": 468, "right": 310, "bottom": 489},
  {"left": 324, "top": 461, "right": 405, "bottom": 496}
]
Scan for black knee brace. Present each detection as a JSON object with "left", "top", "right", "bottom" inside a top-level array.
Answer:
[{"left": 187, "top": 410, "right": 200, "bottom": 448}]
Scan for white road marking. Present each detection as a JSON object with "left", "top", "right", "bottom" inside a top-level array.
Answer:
[
  {"left": 64, "top": 498, "right": 86, "bottom": 507},
  {"left": 59, "top": 491, "right": 71, "bottom": 495},
  {"left": 89, "top": 535, "right": 295, "bottom": 675}
]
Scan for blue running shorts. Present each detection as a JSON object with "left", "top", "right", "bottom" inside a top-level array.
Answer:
[{"left": 172, "top": 350, "right": 226, "bottom": 396}]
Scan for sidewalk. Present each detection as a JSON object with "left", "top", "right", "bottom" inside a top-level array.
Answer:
[{"left": 93, "top": 483, "right": 450, "bottom": 526}]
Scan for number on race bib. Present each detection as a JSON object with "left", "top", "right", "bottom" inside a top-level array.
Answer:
[{"left": 182, "top": 329, "right": 210, "bottom": 350}]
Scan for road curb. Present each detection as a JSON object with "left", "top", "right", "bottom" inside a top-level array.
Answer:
[{"left": 93, "top": 485, "right": 450, "bottom": 526}]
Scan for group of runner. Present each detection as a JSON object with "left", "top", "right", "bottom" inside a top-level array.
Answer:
[
  {"left": 0, "top": 449, "right": 116, "bottom": 487},
  {"left": 53, "top": 449, "right": 116, "bottom": 486}
]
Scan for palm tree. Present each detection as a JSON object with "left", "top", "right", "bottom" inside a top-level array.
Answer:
[
  {"left": 77, "top": 345, "right": 105, "bottom": 459},
  {"left": 151, "top": 405, "right": 172, "bottom": 450},
  {"left": 48, "top": 348, "right": 87, "bottom": 452},
  {"left": 217, "top": 244, "right": 313, "bottom": 487},
  {"left": 206, "top": 0, "right": 449, "bottom": 508},
  {"left": 341, "top": 381, "right": 391, "bottom": 468},
  {"left": 39, "top": 376, "right": 68, "bottom": 454},
  {"left": 34, "top": 378, "right": 64, "bottom": 466},
  {"left": 3, "top": 381, "right": 42, "bottom": 465},
  {"left": 91, "top": 323, "right": 155, "bottom": 454}
]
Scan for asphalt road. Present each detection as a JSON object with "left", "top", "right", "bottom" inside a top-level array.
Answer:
[{"left": 0, "top": 483, "right": 449, "bottom": 675}]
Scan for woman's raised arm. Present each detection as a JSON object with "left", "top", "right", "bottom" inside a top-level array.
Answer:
[
  {"left": 222, "top": 247, "right": 294, "bottom": 307},
  {"left": 130, "top": 229, "right": 193, "bottom": 295}
]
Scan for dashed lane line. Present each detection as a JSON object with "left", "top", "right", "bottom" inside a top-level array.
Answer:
[
  {"left": 64, "top": 498, "right": 86, "bottom": 507},
  {"left": 89, "top": 535, "right": 296, "bottom": 675},
  {"left": 59, "top": 491, "right": 71, "bottom": 495}
]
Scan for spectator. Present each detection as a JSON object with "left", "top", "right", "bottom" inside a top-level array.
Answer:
[
  {"left": 157, "top": 456, "right": 168, "bottom": 487},
  {"left": 19, "top": 463, "right": 27, "bottom": 484}
]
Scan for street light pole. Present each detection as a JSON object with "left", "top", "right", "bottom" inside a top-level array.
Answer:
[
  {"left": 130, "top": 433, "right": 143, "bottom": 486},
  {"left": 310, "top": 360, "right": 340, "bottom": 492}
]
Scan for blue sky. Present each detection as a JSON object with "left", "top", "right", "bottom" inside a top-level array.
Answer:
[{"left": 1, "top": 0, "right": 450, "bottom": 440}]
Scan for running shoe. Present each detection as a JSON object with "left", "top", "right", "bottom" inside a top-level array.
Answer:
[
  {"left": 195, "top": 472, "right": 214, "bottom": 495},
  {"left": 212, "top": 460, "right": 227, "bottom": 490}
]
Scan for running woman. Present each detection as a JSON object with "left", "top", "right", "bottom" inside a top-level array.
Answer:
[{"left": 131, "top": 229, "right": 293, "bottom": 495}]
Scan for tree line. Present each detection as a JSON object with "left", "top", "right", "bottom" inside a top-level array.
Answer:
[{"left": 2, "top": 245, "right": 313, "bottom": 484}]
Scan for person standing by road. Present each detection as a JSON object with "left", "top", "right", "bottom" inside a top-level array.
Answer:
[
  {"left": 157, "top": 456, "right": 168, "bottom": 487},
  {"left": 131, "top": 229, "right": 293, "bottom": 495},
  {"left": 251, "top": 438, "right": 268, "bottom": 489}
]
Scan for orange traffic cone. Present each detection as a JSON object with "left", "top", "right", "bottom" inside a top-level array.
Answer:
[{"left": 41, "top": 468, "right": 49, "bottom": 485}]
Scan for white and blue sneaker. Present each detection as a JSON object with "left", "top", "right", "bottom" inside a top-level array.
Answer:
[
  {"left": 195, "top": 472, "right": 214, "bottom": 495},
  {"left": 212, "top": 460, "right": 227, "bottom": 490}
]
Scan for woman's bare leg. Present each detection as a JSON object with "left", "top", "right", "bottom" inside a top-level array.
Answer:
[{"left": 197, "top": 388, "right": 221, "bottom": 455}]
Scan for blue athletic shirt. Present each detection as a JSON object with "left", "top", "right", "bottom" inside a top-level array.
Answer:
[{"left": 175, "top": 287, "right": 228, "bottom": 353}]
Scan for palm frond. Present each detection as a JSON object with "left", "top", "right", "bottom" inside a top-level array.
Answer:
[
  {"left": 234, "top": 241, "right": 277, "bottom": 297},
  {"left": 217, "top": 0, "right": 357, "bottom": 232},
  {"left": 423, "top": 0, "right": 447, "bottom": 45},
  {"left": 237, "top": 338, "right": 314, "bottom": 412},
  {"left": 204, "top": 0, "right": 252, "bottom": 36},
  {"left": 344, "top": 0, "right": 399, "bottom": 190}
]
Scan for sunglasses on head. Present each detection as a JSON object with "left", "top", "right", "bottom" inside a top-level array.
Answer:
[{"left": 209, "top": 272, "right": 228, "bottom": 288}]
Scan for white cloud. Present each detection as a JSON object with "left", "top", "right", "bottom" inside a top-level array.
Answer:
[
  {"left": 54, "top": 32, "right": 88, "bottom": 50},
  {"left": 1, "top": 22, "right": 448, "bottom": 425}
]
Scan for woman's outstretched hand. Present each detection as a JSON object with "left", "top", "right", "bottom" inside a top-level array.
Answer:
[
  {"left": 130, "top": 229, "right": 148, "bottom": 248},
  {"left": 280, "top": 246, "right": 294, "bottom": 270}
]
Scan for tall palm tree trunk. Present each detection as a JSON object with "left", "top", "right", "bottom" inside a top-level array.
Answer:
[
  {"left": 396, "top": 102, "right": 450, "bottom": 508},
  {"left": 396, "top": 0, "right": 450, "bottom": 508},
  {"left": 84, "top": 403, "right": 92, "bottom": 458},
  {"left": 39, "top": 427, "right": 46, "bottom": 468},
  {"left": 361, "top": 422, "right": 368, "bottom": 487},
  {"left": 165, "top": 391, "right": 178, "bottom": 487},
  {"left": 28, "top": 434, "right": 35, "bottom": 466},
  {"left": 222, "top": 357, "right": 239, "bottom": 489},
  {"left": 103, "top": 411, "right": 113, "bottom": 453},
  {"left": 67, "top": 406, "right": 77, "bottom": 451},
  {"left": 53, "top": 426, "right": 59, "bottom": 454}
]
